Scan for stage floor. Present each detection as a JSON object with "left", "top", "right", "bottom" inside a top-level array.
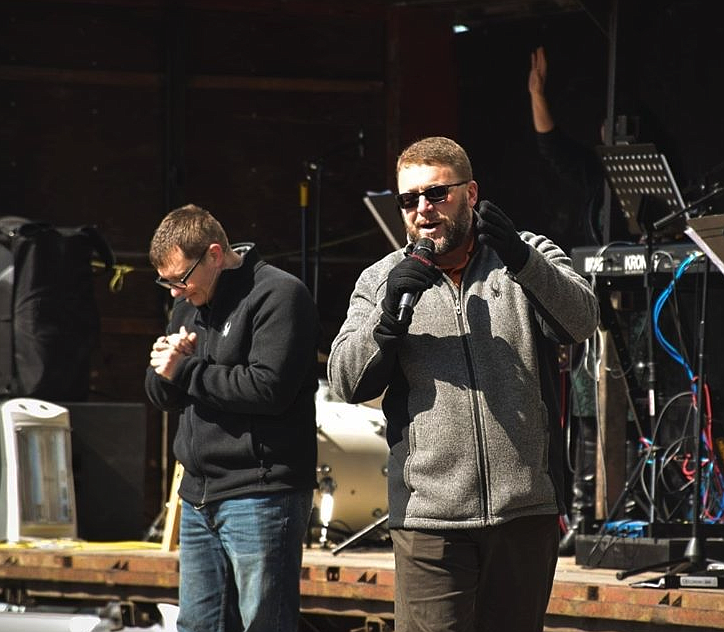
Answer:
[
  {"left": 0, "top": 540, "right": 722, "bottom": 631},
  {"left": 304, "top": 544, "right": 724, "bottom": 631}
]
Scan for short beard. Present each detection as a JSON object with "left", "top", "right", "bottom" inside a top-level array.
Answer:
[{"left": 409, "top": 198, "right": 473, "bottom": 255}]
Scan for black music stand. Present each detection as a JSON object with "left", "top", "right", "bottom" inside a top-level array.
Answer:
[
  {"left": 363, "top": 192, "right": 407, "bottom": 251},
  {"left": 616, "top": 213, "right": 724, "bottom": 584},
  {"left": 595, "top": 143, "right": 686, "bottom": 238}
]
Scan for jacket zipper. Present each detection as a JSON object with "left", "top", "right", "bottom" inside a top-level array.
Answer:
[
  {"left": 196, "top": 309, "right": 211, "bottom": 506},
  {"left": 445, "top": 273, "right": 489, "bottom": 522}
]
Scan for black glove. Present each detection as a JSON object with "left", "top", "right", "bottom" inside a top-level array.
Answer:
[
  {"left": 377, "top": 252, "right": 442, "bottom": 335},
  {"left": 476, "top": 200, "right": 530, "bottom": 274}
]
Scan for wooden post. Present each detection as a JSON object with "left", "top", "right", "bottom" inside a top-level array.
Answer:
[
  {"left": 596, "top": 330, "right": 629, "bottom": 520},
  {"left": 161, "top": 461, "right": 184, "bottom": 552}
]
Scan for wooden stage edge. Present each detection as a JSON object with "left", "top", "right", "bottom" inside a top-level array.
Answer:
[{"left": 0, "top": 541, "right": 722, "bottom": 631}]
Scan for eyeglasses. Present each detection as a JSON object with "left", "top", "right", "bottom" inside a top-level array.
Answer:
[
  {"left": 155, "top": 247, "right": 208, "bottom": 290},
  {"left": 395, "top": 181, "right": 468, "bottom": 210}
]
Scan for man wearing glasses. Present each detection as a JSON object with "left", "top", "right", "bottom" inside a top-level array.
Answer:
[
  {"left": 145, "top": 204, "right": 319, "bottom": 632},
  {"left": 328, "top": 137, "right": 599, "bottom": 632}
]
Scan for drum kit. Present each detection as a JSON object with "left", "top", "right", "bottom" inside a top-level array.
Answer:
[{"left": 313, "top": 379, "right": 389, "bottom": 547}]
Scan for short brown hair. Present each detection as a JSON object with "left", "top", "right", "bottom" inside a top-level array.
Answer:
[
  {"left": 149, "top": 204, "right": 230, "bottom": 269},
  {"left": 396, "top": 136, "right": 473, "bottom": 181}
]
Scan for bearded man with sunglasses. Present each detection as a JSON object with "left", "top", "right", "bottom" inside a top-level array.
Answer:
[
  {"left": 145, "top": 204, "right": 319, "bottom": 632},
  {"left": 328, "top": 137, "right": 599, "bottom": 632}
]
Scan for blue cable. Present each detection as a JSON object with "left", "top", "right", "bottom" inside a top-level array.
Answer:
[
  {"left": 652, "top": 252, "right": 701, "bottom": 387},
  {"left": 652, "top": 251, "right": 724, "bottom": 522}
]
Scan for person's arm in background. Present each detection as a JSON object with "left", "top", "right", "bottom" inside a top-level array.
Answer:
[
  {"left": 528, "top": 44, "right": 605, "bottom": 245},
  {"left": 529, "top": 46, "right": 555, "bottom": 133},
  {"left": 528, "top": 44, "right": 602, "bottom": 186}
]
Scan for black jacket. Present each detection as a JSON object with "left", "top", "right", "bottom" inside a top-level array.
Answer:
[{"left": 145, "top": 244, "right": 319, "bottom": 505}]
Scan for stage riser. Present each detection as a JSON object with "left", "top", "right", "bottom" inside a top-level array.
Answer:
[{"left": 576, "top": 534, "right": 724, "bottom": 571}]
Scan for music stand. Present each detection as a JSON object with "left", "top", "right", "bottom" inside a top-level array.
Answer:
[
  {"left": 685, "top": 214, "right": 724, "bottom": 276},
  {"left": 595, "top": 143, "right": 686, "bottom": 237},
  {"left": 363, "top": 191, "right": 407, "bottom": 251},
  {"left": 616, "top": 213, "right": 724, "bottom": 583}
]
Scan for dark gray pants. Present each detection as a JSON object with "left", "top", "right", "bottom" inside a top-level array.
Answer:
[{"left": 391, "top": 514, "right": 559, "bottom": 632}]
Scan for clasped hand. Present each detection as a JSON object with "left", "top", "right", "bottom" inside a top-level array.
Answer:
[{"left": 150, "top": 325, "right": 197, "bottom": 380}]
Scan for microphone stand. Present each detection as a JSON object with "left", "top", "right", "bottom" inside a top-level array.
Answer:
[
  {"left": 301, "top": 160, "right": 323, "bottom": 303},
  {"left": 299, "top": 180, "right": 309, "bottom": 289},
  {"left": 616, "top": 256, "right": 716, "bottom": 581},
  {"left": 642, "top": 214, "right": 660, "bottom": 527},
  {"left": 300, "top": 129, "right": 365, "bottom": 303},
  {"left": 652, "top": 186, "right": 724, "bottom": 232}
]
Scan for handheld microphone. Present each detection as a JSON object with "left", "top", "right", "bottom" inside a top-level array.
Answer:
[{"left": 397, "top": 238, "right": 435, "bottom": 322}]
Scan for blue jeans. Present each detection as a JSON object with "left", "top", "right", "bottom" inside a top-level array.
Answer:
[{"left": 177, "top": 490, "right": 313, "bottom": 632}]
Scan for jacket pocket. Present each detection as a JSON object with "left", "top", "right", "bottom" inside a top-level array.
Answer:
[
  {"left": 402, "top": 423, "right": 416, "bottom": 491},
  {"left": 389, "top": 424, "right": 414, "bottom": 492}
]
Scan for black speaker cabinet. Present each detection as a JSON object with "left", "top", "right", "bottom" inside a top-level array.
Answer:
[{"left": 62, "top": 402, "right": 147, "bottom": 542}]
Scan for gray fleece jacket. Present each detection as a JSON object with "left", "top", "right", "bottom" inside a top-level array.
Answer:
[{"left": 327, "top": 230, "right": 600, "bottom": 530}]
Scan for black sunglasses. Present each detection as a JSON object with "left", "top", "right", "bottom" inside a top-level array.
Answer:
[
  {"left": 155, "top": 246, "right": 209, "bottom": 290},
  {"left": 395, "top": 181, "right": 468, "bottom": 210}
]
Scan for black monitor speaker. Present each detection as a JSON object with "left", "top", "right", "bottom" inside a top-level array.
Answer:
[{"left": 63, "top": 402, "right": 147, "bottom": 541}]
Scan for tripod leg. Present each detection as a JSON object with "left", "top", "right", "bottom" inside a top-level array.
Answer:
[
  {"left": 581, "top": 447, "right": 655, "bottom": 568},
  {"left": 331, "top": 513, "right": 389, "bottom": 556},
  {"left": 596, "top": 446, "right": 649, "bottom": 536},
  {"left": 616, "top": 557, "right": 690, "bottom": 581},
  {"left": 560, "top": 415, "right": 597, "bottom": 555}
]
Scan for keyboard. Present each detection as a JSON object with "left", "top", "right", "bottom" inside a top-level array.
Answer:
[{"left": 571, "top": 242, "right": 704, "bottom": 277}]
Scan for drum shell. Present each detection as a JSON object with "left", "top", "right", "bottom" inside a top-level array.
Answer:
[{"left": 315, "top": 383, "right": 388, "bottom": 534}]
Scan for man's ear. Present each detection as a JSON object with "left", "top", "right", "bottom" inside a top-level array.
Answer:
[
  {"left": 467, "top": 180, "right": 479, "bottom": 209},
  {"left": 207, "top": 243, "right": 224, "bottom": 266}
]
